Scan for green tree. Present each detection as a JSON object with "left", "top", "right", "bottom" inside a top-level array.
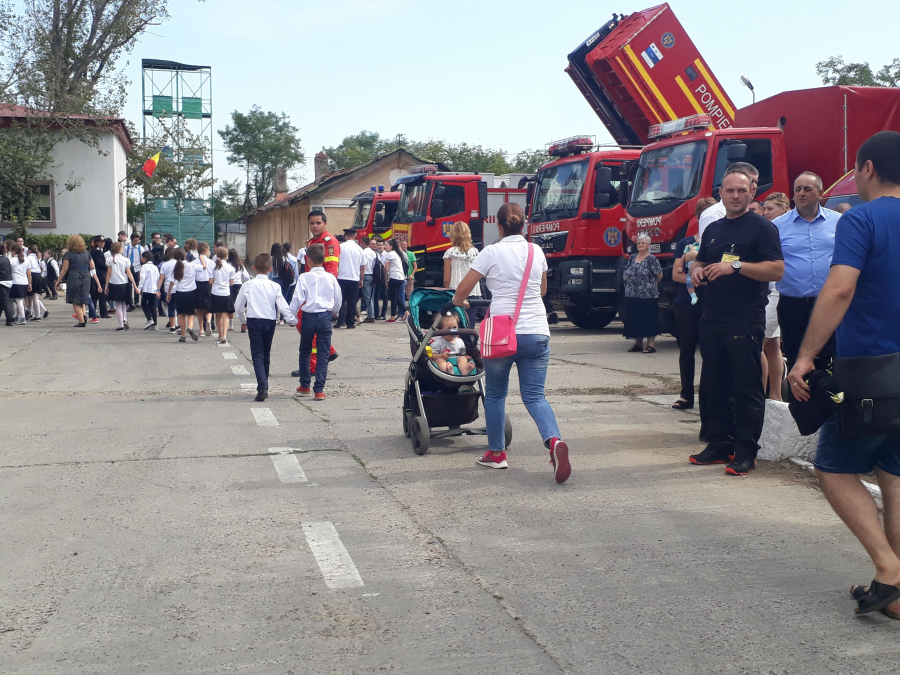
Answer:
[
  {"left": 816, "top": 55, "right": 900, "bottom": 87},
  {"left": 323, "top": 131, "right": 546, "bottom": 175},
  {"left": 219, "top": 107, "right": 305, "bottom": 210},
  {"left": 0, "top": 1, "right": 200, "bottom": 231},
  {"left": 209, "top": 178, "right": 244, "bottom": 221}
]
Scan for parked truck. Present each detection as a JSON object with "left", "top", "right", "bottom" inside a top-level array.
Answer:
[
  {"left": 349, "top": 186, "right": 403, "bottom": 242},
  {"left": 391, "top": 166, "right": 530, "bottom": 287},
  {"left": 568, "top": 2, "right": 900, "bottom": 332},
  {"left": 527, "top": 138, "right": 641, "bottom": 328}
]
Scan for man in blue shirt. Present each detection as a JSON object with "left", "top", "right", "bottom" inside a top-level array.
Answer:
[
  {"left": 789, "top": 131, "right": 900, "bottom": 618},
  {"left": 773, "top": 172, "right": 841, "bottom": 370}
]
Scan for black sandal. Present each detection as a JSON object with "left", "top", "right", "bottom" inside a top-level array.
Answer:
[
  {"left": 672, "top": 399, "right": 693, "bottom": 410},
  {"left": 643, "top": 347, "right": 657, "bottom": 354},
  {"left": 628, "top": 345, "right": 643, "bottom": 352},
  {"left": 851, "top": 584, "right": 900, "bottom": 619},
  {"left": 853, "top": 579, "right": 900, "bottom": 615}
]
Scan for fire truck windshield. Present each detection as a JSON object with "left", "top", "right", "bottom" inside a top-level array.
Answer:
[
  {"left": 530, "top": 159, "right": 589, "bottom": 222},
  {"left": 398, "top": 182, "right": 429, "bottom": 220},
  {"left": 352, "top": 201, "right": 371, "bottom": 230},
  {"left": 629, "top": 141, "right": 708, "bottom": 215}
]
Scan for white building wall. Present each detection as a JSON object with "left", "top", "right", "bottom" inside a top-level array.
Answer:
[{"left": 0, "top": 129, "right": 127, "bottom": 240}]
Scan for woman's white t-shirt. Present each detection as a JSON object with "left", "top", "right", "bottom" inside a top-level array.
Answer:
[
  {"left": 160, "top": 259, "right": 177, "bottom": 294},
  {"left": 471, "top": 236, "right": 549, "bottom": 336},
  {"left": 383, "top": 250, "right": 406, "bottom": 281},
  {"left": 108, "top": 254, "right": 130, "bottom": 284},
  {"left": 443, "top": 246, "right": 481, "bottom": 296},
  {"left": 211, "top": 262, "right": 235, "bottom": 296},
  {"left": 173, "top": 260, "right": 202, "bottom": 292}
]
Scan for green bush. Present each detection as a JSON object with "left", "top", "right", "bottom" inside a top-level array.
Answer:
[{"left": 20, "top": 233, "right": 92, "bottom": 257}]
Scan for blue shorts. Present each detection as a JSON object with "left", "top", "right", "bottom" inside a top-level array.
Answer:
[{"left": 814, "top": 417, "right": 900, "bottom": 476}]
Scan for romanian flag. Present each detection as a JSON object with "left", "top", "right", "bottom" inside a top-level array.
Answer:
[{"left": 142, "top": 151, "right": 162, "bottom": 177}]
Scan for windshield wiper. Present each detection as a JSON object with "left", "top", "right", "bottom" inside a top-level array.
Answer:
[{"left": 630, "top": 200, "right": 653, "bottom": 206}]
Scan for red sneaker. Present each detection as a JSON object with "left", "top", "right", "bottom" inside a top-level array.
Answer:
[
  {"left": 477, "top": 451, "right": 508, "bottom": 469},
  {"left": 549, "top": 438, "right": 571, "bottom": 483},
  {"left": 385, "top": 317, "right": 397, "bottom": 323},
  {"left": 314, "top": 392, "right": 326, "bottom": 401},
  {"left": 89, "top": 318, "right": 100, "bottom": 324},
  {"left": 296, "top": 386, "right": 311, "bottom": 395}
]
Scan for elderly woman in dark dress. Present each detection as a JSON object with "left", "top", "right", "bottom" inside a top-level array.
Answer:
[
  {"left": 622, "top": 233, "right": 663, "bottom": 353},
  {"left": 56, "top": 234, "right": 96, "bottom": 327}
]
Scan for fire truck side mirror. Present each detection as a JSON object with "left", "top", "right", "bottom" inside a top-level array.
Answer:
[
  {"left": 594, "top": 166, "right": 612, "bottom": 209},
  {"left": 526, "top": 183, "right": 535, "bottom": 209},
  {"left": 618, "top": 181, "right": 630, "bottom": 208},
  {"left": 374, "top": 212, "right": 384, "bottom": 229},
  {"left": 375, "top": 202, "right": 385, "bottom": 212},
  {"left": 726, "top": 142, "right": 747, "bottom": 161},
  {"left": 431, "top": 199, "right": 444, "bottom": 219}
]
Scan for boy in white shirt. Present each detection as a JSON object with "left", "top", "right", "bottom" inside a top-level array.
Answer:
[
  {"left": 234, "top": 252, "right": 298, "bottom": 401},
  {"left": 288, "top": 243, "right": 342, "bottom": 400},
  {"left": 137, "top": 251, "right": 161, "bottom": 329}
]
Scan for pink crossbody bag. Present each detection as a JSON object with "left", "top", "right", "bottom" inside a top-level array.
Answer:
[{"left": 479, "top": 243, "right": 535, "bottom": 359}]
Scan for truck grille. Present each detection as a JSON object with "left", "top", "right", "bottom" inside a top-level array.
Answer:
[{"left": 532, "top": 231, "right": 568, "bottom": 254}]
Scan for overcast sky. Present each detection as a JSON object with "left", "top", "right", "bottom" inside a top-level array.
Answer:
[{"left": 122, "top": 0, "right": 899, "bottom": 187}]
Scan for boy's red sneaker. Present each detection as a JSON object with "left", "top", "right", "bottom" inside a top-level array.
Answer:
[
  {"left": 548, "top": 438, "right": 571, "bottom": 483},
  {"left": 314, "top": 392, "right": 326, "bottom": 401},
  {"left": 296, "top": 386, "right": 311, "bottom": 395}
]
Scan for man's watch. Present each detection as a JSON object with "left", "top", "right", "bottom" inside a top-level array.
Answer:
[{"left": 731, "top": 260, "right": 742, "bottom": 274}]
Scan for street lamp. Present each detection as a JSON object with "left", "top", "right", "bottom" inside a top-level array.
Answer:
[{"left": 741, "top": 75, "right": 755, "bottom": 104}]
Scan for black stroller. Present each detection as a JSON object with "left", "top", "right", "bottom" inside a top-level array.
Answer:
[{"left": 402, "top": 289, "right": 512, "bottom": 455}]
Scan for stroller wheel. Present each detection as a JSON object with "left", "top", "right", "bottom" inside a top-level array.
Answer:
[
  {"left": 505, "top": 416, "right": 513, "bottom": 449},
  {"left": 412, "top": 417, "right": 430, "bottom": 456},
  {"left": 403, "top": 410, "right": 413, "bottom": 438}
]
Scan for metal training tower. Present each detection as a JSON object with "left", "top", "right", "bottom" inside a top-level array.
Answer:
[{"left": 141, "top": 59, "right": 214, "bottom": 242}]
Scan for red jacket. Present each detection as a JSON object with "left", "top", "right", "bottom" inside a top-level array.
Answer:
[{"left": 306, "top": 231, "right": 340, "bottom": 277}]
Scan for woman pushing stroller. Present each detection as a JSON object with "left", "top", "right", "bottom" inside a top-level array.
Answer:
[{"left": 450, "top": 202, "right": 571, "bottom": 484}]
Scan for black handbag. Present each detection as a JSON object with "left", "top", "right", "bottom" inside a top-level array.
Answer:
[
  {"left": 786, "top": 369, "right": 841, "bottom": 436},
  {"left": 833, "top": 352, "right": 900, "bottom": 438}
]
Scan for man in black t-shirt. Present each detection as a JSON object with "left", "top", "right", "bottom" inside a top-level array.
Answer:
[{"left": 688, "top": 171, "right": 784, "bottom": 475}]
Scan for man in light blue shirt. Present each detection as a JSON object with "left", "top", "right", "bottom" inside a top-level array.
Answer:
[{"left": 773, "top": 171, "right": 841, "bottom": 370}]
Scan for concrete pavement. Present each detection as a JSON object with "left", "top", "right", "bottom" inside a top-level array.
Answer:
[{"left": 1, "top": 310, "right": 898, "bottom": 674}]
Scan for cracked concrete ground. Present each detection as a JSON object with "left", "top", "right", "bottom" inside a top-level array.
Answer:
[{"left": 2, "top": 312, "right": 898, "bottom": 674}]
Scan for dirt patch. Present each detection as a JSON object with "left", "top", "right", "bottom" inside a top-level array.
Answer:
[{"left": 756, "top": 459, "right": 819, "bottom": 491}]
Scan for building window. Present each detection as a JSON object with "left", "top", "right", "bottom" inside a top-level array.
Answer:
[{"left": 1, "top": 181, "right": 54, "bottom": 225}]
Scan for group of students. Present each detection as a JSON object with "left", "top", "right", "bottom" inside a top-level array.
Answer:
[{"left": 0, "top": 238, "right": 59, "bottom": 326}]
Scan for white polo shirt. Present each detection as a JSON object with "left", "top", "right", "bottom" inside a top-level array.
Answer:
[
  {"left": 470, "top": 235, "right": 549, "bottom": 336},
  {"left": 362, "top": 247, "right": 377, "bottom": 274},
  {"left": 337, "top": 239, "right": 364, "bottom": 281},
  {"left": 289, "top": 266, "right": 343, "bottom": 314}
]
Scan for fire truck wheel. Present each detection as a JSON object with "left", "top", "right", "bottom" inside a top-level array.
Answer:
[{"left": 566, "top": 304, "right": 616, "bottom": 330}]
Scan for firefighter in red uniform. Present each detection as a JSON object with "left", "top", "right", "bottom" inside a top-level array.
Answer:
[{"left": 292, "top": 210, "right": 339, "bottom": 379}]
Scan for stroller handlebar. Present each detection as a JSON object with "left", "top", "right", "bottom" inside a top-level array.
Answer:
[{"left": 439, "top": 299, "right": 491, "bottom": 316}]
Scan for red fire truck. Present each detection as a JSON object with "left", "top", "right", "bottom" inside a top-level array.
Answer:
[
  {"left": 527, "top": 137, "right": 641, "bottom": 328},
  {"left": 349, "top": 187, "right": 402, "bottom": 242},
  {"left": 391, "top": 166, "right": 528, "bottom": 286},
  {"left": 569, "top": 2, "right": 900, "bottom": 331}
]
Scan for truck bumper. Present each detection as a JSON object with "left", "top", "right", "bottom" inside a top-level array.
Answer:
[{"left": 545, "top": 257, "right": 621, "bottom": 311}]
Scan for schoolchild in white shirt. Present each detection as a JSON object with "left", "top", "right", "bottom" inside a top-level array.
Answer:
[
  {"left": 158, "top": 247, "right": 178, "bottom": 332},
  {"left": 288, "top": 243, "right": 342, "bottom": 400},
  {"left": 210, "top": 246, "right": 235, "bottom": 344},
  {"left": 138, "top": 251, "right": 160, "bottom": 329},
  {"left": 227, "top": 248, "right": 249, "bottom": 332},
  {"left": 105, "top": 242, "right": 139, "bottom": 331},
  {"left": 234, "top": 252, "right": 298, "bottom": 401},
  {"left": 166, "top": 248, "right": 206, "bottom": 343},
  {"left": 25, "top": 247, "right": 48, "bottom": 321},
  {"left": 194, "top": 241, "right": 213, "bottom": 337}
]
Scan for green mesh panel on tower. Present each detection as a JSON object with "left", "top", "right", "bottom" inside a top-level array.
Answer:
[
  {"left": 152, "top": 95, "right": 173, "bottom": 117},
  {"left": 181, "top": 97, "right": 202, "bottom": 119},
  {"left": 153, "top": 199, "right": 176, "bottom": 213},
  {"left": 145, "top": 213, "right": 214, "bottom": 244}
]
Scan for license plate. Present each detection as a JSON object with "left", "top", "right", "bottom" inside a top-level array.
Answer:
[{"left": 649, "top": 244, "right": 660, "bottom": 253}]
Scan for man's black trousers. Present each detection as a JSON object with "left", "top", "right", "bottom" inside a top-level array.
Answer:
[
  {"left": 337, "top": 278, "right": 359, "bottom": 328},
  {"left": 777, "top": 294, "right": 834, "bottom": 372},
  {"left": 699, "top": 320, "right": 765, "bottom": 462},
  {"left": 90, "top": 281, "right": 108, "bottom": 318}
]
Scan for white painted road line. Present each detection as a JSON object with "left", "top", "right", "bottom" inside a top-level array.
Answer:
[
  {"left": 251, "top": 408, "right": 279, "bottom": 427},
  {"left": 240, "top": 382, "right": 257, "bottom": 390},
  {"left": 302, "top": 522, "right": 364, "bottom": 590},
  {"left": 218, "top": 342, "right": 230, "bottom": 347},
  {"left": 268, "top": 447, "right": 307, "bottom": 483},
  {"left": 223, "top": 352, "right": 238, "bottom": 360},
  {"left": 231, "top": 365, "right": 249, "bottom": 375}
]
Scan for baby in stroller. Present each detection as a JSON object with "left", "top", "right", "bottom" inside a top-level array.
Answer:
[{"left": 428, "top": 313, "right": 475, "bottom": 375}]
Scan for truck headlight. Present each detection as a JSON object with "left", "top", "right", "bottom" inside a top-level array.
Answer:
[{"left": 570, "top": 267, "right": 584, "bottom": 276}]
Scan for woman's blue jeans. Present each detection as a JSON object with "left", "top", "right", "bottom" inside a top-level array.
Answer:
[{"left": 482, "top": 333, "right": 561, "bottom": 451}]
